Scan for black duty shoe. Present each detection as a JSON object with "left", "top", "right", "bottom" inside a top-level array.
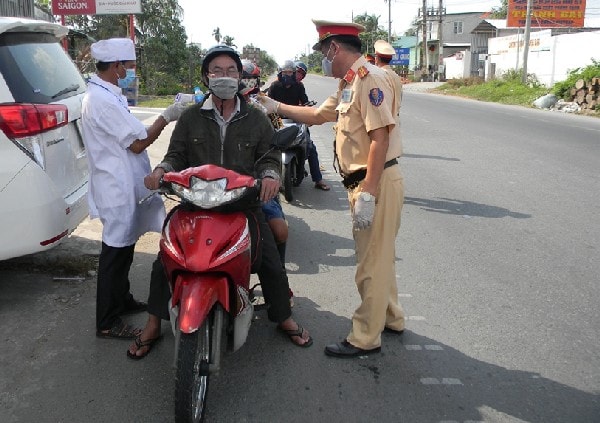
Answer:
[
  {"left": 324, "top": 340, "right": 381, "bottom": 358},
  {"left": 383, "top": 327, "right": 405, "bottom": 335}
]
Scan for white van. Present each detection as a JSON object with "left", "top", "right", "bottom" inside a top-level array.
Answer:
[{"left": 0, "top": 17, "right": 89, "bottom": 260}]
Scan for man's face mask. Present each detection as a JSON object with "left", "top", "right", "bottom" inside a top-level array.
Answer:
[
  {"left": 208, "top": 77, "right": 239, "bottom": 100},
  {"left": 321, "top": 44, "right": 336, "bottom": 77},
  {"left": 117, "top": 65, "right": 136, "bottom": 88},
  {"left": 280, "top": 72, "right": 296, "bottom": 86}
]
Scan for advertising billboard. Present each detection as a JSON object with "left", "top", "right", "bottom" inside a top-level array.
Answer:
[
  {"left": 507, "top": 0, "right": 586, "bottom": 28},
  {"left": 52, "top": 0, "right": 142, "bottom": 15},
  {"left": 390, "top": 48, "right": 410, "bottom": 66}
]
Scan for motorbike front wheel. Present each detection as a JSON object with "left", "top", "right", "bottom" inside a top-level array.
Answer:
[
  {"left": 283, "top": 159, "right": 296, "bottom": 202},
  {"left": 175, "top": 311, "right": 213, "bottom": 423}
]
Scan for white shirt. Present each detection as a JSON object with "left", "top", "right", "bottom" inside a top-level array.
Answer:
[{"left": 81, "top": 75, "right": 165, "bottom": 247}]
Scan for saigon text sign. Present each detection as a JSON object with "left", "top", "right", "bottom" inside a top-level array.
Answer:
[{"left": 52, "top": 0, "right": 142, "bottom": 15}]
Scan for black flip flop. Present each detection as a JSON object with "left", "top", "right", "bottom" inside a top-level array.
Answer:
[
  {"left": 127, "top": 335, "right": 162, "bottom": 360},
  {"left": 278, "top": 324, "right": 313, "bottom": 348}
]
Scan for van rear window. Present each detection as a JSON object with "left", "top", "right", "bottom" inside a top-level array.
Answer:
[{"left": 0, "top": 32, "right": 86, "bottom": 104}]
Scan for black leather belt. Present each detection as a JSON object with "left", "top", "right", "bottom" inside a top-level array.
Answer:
[{"left": 341, "top": 158, "right": 398, "bottom": 190}]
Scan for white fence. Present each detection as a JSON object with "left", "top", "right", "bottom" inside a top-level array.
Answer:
[{"left": 487, "top": 29, "right": 600, "bottom": 87}]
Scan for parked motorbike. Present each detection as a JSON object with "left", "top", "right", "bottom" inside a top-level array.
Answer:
[
  {"left": 153, "top": 126, "right": 298, "bottom": 423},
  {"left": 280, "top": 100, "right": 316, "bottom": 202}
]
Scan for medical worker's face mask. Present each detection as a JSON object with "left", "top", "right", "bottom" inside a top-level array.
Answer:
[
  {"left": 117, "top": 64, "right": 136, "bottom": 88},
  {"left": 321, "top": 44, "right": 337, "bottom": 77}
]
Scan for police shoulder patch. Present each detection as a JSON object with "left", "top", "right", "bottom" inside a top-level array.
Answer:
[{"left": 368, "top": 88, "right": 384, "bottom": 107}]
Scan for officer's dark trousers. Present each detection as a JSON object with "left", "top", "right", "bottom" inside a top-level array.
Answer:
[
  {"left": 96, "top": 242, "right": 136, "bottom": 330},
  {"left": 147, "top": 207, "right": 292, "bottom": 324}
]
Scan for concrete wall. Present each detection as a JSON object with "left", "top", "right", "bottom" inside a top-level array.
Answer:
[{"left": 487, "top": 30, "right": 600, "bottom": 87}]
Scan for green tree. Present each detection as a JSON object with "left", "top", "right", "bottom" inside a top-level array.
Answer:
[
  {"left": 490, "top": 0, "right": 508, "bottom": 18},
  {"left": 136, "top": 0, "right": 188, "bottom": 95},
  {"left": 212, "top": 27, "right": 221, "bottom": 44},
  {"left": 222, "top": 35, "right": 236, "bottom": 47},
  {"left": 354, "top": 13, "right": 389, "bottom": 54}
]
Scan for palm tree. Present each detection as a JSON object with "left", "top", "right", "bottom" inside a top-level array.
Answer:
[
  {"left": 223, "top": 35, "right": 236, "bottom": 48},
  {"left": 212, "top": 27, "right": 221, "bottom": 44}
]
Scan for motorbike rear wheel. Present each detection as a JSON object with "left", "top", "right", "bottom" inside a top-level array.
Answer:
[
  {"left": 283, "top": 159, "right": 296, "bottom": 202},
  {"left": 175, "top": 310, "right": 213, "bottom": 423}
]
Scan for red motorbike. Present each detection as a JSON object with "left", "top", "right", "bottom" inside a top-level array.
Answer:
[{"left": 155, "top": 126, "right": 297, "bottom": 423}]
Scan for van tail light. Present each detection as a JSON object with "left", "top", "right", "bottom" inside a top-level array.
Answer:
[{"left": 0, "top": 103, "right": 69, "bottom": 169}]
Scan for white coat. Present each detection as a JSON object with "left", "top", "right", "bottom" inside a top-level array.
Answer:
[{"left": 81, "top": 75, "right": 165, "bottom": 247}]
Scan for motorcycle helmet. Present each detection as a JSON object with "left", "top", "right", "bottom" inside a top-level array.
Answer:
[
  {"left": 294, "top": 61, "right": 307, "bottom": 82},
  {"left": 239, "top": 59, "right": 261, "bottom": 95},
  {"left": 277, "top": 59, "right": 296, "bottom": 86},
  {"left": 201, "top": 45, "right": 243, "bottom": 86}
]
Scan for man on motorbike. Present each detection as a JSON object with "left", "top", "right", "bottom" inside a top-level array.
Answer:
[
  {"left": 127, "top": 46, "right": 312, "bottom": 358},
  {"left": 267, "top": 60, "right": 330, "bottom": 191}
]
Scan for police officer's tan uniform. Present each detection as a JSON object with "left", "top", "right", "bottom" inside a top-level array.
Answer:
[
  {"left": 375, "top": 39, "right": 403, "bottom": 157},
  {"left": 316, "top": 56, "right": 405, "bottom": 350}
]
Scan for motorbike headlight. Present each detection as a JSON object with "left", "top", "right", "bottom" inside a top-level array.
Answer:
[{"left": 171, "top": 177, "right": 249, "bottom": 208}]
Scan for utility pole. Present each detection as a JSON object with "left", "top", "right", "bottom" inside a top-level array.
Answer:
[
  {"left": 438, "top": 0, "right": 444, "bottom": 78},
  {"left": 521, "top": 0, "right": 533, "bottom": 84},
  {"left": 387, "top": 0, "right": 392, "bottom": 43},
  {"left": 421, "top": 0, "right": 427, "bottom": 75}
]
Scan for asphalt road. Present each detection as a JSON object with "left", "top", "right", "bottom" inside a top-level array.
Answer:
[{"left": 0, "top": 77, "right": 598, "bottom": 422}]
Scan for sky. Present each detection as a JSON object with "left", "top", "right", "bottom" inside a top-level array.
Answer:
[{"left": 177, "top": 0, "right": 600, "bottom": 65}]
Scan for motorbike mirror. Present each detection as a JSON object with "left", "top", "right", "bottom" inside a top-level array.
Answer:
[{"left": 271, "top": 125, "right": 299, "bottom": 150}]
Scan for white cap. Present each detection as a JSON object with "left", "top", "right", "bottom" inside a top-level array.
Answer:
[
  {"left": 374, "top": 40, "right": 396, "bottom": 57},
  {"left": 91, "top": 38, "right": 136, "bottom": 62}
]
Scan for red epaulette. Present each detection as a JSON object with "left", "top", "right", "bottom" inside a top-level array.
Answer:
[
  {"left": 357, "top": 66, "right": 369, "bottom": 79},
  {"left": 343, "top": 69, "right": 356, "bottom": 83}
]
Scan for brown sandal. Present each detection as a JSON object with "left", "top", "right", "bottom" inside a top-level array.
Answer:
[
  {"left": 96, "top": 320, "right": 141, "bottom": 339},
  {"left": 314, "top": 181, "right": 330, "bottom": 191}
]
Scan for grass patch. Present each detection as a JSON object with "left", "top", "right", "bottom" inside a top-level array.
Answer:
[
  {"left": 434, "top": 76, "right": 549, "bottom": 107},
  {"left": 136, "top": 95, "right": 174, "bottom": 108}
]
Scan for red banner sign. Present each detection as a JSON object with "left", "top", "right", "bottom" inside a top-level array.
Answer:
[
  {"left": 52, "top": 0, "right": 96, "bottom": 15},
  {"left": 52, "top": 0, "right": 142, "bottom": 15},
  {"left": 507, "top": 0, "right": 586, "bottom": 28}
]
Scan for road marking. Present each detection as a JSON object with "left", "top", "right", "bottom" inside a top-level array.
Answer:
[
  {"left": 420, "top": 378, "right": 463, "bottom": 385},
  {"left": 398, "top": 293, "right": 412, "bottom": 298},
  {"left": 405, "top": 344, "right": 444, "bottom": 351},
  {"left": 425, "top": 344, "right": 444, "bottom": 350},
  {"left": 407, "top": 315, "right": 426, "bottom": 321}
]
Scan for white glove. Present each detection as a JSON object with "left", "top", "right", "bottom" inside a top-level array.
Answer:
[
  {"left": 160, "top": 102, "right": 187, "bottom": 123},
  {"left": 257, "top": 95, "right": 280, "bottom": 114},
  {"left": 352, "top": 192, "right": 376, "bottom": 230}
]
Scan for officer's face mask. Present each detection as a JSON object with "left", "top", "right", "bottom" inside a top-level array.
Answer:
[
  {"left": 208, "top": 77, "right": 239, "bottom": 100},
  {"left": 117, "top": 64, "right": 136, "bottom": 88},
  {"left": 321, "top": 44, "right": 336, "bottom": 77}
]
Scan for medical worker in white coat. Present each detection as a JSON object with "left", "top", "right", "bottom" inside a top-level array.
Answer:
[{"left": 81, "top": 38, "right": 185, "bottom": 339}]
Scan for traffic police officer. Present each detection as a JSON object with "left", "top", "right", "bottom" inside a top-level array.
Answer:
[
  {"left": 374, "top": 39, "right": 403, "bottom": 155},
  {"left": 258, "top": 19, "right": 405, "bottom": 358}
]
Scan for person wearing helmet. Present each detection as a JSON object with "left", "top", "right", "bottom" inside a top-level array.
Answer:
[
  {"left": 240, "top": 59, "right": 262, "bottom": 96},
  {"left": 295, "top": 61, "right": 308, "bottom": 83},
  {"left": 267, "top": 60, "right": 330, "bottom": 191},
  {"left": 128, "top": 46, "right": 313, "bottom": 358}
]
